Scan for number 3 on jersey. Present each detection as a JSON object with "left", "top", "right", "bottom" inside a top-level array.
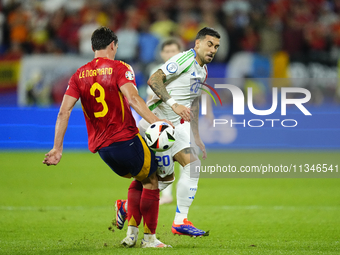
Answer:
[{"left": 90, "top": 82, "right": 108, "bottom": 118}]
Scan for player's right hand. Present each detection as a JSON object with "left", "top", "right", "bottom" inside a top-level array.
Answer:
[
  {"left": 43, "top": 148, "right": 62, "bottom": 166},
  {"left": 171, "top": 103, "right": 191, "bottom": 122},
  {"left": 160, "top": 119, "right": 174, "bottom": 129},
  {"left": 195, "top": 137, "right": 207, "bottom": 160}
]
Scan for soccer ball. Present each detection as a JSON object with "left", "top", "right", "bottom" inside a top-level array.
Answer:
[{"left": 145, "top": 121, "right": 175, "bottom": 152}]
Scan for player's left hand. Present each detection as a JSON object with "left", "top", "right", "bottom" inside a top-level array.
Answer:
[
  {"left": 172, "top": 103, "right": 191, "bottom": 122},
  {"left": 195, "top": 138, "right": 207, "bottom": 160},
  {"left": 43, "top": 148, "right": 62, "bottom": 166}
]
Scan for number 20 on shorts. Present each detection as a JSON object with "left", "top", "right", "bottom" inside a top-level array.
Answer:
[{"left": 155, "top": 155, "right": 170, "bottom": 167}]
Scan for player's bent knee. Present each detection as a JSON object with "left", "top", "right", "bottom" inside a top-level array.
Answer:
[
  {"left": 183, "top": 159, "right": 201, "bottom": 180},
  {"left": 158, "top": 178, "right": 175, "bottom": 191},
  {"left": 175, "top": 148, "right": 198, "bottom": 167}
]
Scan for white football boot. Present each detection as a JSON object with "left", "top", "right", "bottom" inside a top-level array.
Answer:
[
  {"left": 140, "top": 234, "right": 172, "bottom": 248},
  {"left": 121, "top": 226, "right": 139, "bottom": 247}
]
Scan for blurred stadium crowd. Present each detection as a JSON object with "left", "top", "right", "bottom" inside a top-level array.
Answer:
[
  {"left": 0, "top": 0, "right": 339, "bottom": 150},
  {"left": 1, "top": 0, "right": 340, "bottom": 63}
]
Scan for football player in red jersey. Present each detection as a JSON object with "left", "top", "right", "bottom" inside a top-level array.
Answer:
[{"left": 43, "top": 27, "right": 173, "bottom": 248}]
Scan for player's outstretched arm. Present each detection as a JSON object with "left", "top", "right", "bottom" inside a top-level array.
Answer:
[
  {"left": 148, "top": 70, "right": 191, "bottom": 122},
  {"left": 120, "top": 82, "right": 173, "bottom": 127},
  {"left": 191, "top": 97, "right": 207, "bottom": 159},
  {"left": 43, "top": 95, "right": 77, "bottom": 166}
]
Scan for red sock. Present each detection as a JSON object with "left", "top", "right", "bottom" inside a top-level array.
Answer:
[
  {"left": 140, "top": 188, "right": 159, "bottom": 234},
  {"left": 127, "top": 180, "right": 143, "bottom": 227}
]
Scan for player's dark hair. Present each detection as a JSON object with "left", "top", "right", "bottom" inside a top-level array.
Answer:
[
  {"left": 195, "top": 27, "right": 220, "bottom": 40},
  {"left": 161, "top": 38, "right": 182, "bottom": 51},
  {"left": 91, "top": 27, "right": 118, "bottom": 51}
]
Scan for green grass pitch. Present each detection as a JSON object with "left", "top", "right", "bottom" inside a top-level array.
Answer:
[{"left": 0, "top": 151, "right": 339, "bottom": 254}]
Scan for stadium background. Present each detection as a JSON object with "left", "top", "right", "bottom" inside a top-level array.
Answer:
[
  {"left": 0, "top": 1, "right": 340, "bottom": 254},
  {"left": 1, "top": 0, "right": 340, "bottom": 149}
]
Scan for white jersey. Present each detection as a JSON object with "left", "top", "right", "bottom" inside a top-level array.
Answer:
[{"left": 148, "top": 49, "right": 208, "bottom": 126}]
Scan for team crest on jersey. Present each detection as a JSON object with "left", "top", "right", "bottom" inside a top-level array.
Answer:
[
  {"left": 166, "top": 62, "right": 178, "bottom": 73},
  {"left": 125, "top": 71, "right": 134, "bottom": 80}
]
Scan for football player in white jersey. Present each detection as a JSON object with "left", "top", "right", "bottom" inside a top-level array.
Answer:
[
  {"left": 147, "top": 39, "right": 182, "bottom": 205},
  {"left": 117, "top": 27, "right": 220, "bottom": 238}
]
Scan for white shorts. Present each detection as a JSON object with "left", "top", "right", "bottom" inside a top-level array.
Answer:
[{"left": 138, "top": 118, "right": 194, "bottom": 178}]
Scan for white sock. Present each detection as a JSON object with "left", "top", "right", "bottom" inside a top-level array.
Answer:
[
  {"left": 161, "top": 184, "right": 172, "bottom": 197},
  {"left": 158, "top": 178, "right": 175, "bottom": 192},
  {"left": 127, "top": 225, "right": 139, "bottom": 236},
  {"left": 174, "top": 159, "right": 200, "bottom": 224},
  {"left": 143, "top": 233, "right": 156, "bottom": 241}
]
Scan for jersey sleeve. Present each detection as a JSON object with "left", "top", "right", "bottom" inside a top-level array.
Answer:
[
  {"left": 160, "top": 50, "right": 196, "bottom": 81},
  {"left": 116, "top": 61, "right": 137, "bottom": 88},
  {"left": 65, "top": 71, "right": 80, "bottom": 99}
]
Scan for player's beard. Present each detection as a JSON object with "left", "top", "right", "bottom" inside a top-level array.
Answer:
[{"left": 205, "top": 54, "right": 214, "bottom": 64}]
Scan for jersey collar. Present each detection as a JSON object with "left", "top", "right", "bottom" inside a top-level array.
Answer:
[
  {"left": 190, "top": 48, "right": 197, "bottom": 57},
  {"left": 191, "top": 48, "right": 199, "bottom": 65}
]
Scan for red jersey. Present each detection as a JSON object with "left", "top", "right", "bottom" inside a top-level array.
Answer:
[{"left": 66, "top": 57, "right": 139, "bottom": 153}]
